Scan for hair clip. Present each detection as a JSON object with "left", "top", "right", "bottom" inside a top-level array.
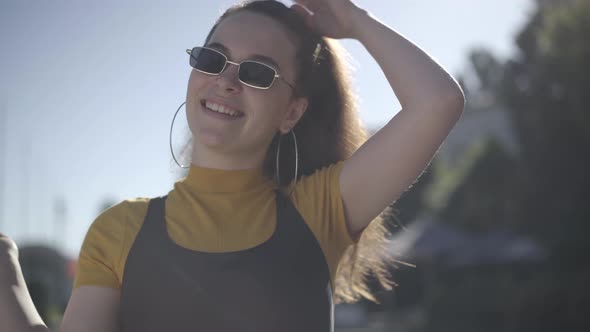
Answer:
[{"left": 312, "top": 43, "right": 323, "bottom": 64}]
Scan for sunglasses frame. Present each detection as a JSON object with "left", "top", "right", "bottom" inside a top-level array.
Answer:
[{"left": 186, "top": 46, "right": 295, "bottom": 90}]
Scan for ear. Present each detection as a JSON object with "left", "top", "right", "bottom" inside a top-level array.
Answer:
[{"left": 279, "top": 97, "right": 308, "bottom": 134}]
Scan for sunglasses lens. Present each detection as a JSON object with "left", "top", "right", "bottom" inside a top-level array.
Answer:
[
  {"left": 190, "top": 47, "right": 226, "bottom": 74},
  {"left": 239, "top": 61, "right": 276, "bottom": 88}
]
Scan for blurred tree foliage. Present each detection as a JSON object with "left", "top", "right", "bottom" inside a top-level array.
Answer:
[
  {"left": 500, "top": 0, "right": 590, "bottom": 265},
  {"left": 437, "top": 139, "right": 521, "bottom": 233},
  {"left": 430, "top": 0, "right": 590, "bottom": 263},
  {"left": 404, "top": 3, "right": 590, "bottom": 329}
]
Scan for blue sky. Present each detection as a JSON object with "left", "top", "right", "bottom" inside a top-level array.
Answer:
[{"left": 0, "top": 0, "right": 533, "bottom": 257}]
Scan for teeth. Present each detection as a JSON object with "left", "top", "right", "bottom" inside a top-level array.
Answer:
[{"left": 205, "top": 101, "right": 241, "bottom": 117}]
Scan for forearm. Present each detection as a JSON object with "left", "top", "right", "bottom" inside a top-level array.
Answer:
[
  {"left": 349, "top": 7, "right": 464, "bottom": 110},
  {"left": 0, "top": 254, "right": 50, "bottom": 332}
]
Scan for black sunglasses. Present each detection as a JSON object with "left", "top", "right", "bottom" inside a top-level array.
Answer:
[{"left": 186, "top": 46, "right": 295, "bottom": 90}]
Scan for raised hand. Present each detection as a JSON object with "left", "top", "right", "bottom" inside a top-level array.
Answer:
[
  {"left": 0, "top": 233, "right": 18, "bottom": 262},
  {"left": 0, "top": 233, "right": 19, "bottom": 282},
  {"left": 290, "top": 0, "right": 364, "bottom": 39}
]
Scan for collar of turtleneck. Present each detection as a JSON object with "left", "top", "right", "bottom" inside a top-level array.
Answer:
[{"left": 183, "top": 163, "right": 272, "bottom": 193}]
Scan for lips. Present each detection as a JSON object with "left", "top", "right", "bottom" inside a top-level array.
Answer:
[{"left": 200, "top": 99, "right": 244, "bottom": 118}]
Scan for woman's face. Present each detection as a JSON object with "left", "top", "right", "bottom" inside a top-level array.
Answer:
[{"left": 185, "top": 11, "right": 307, "bottom": 159}]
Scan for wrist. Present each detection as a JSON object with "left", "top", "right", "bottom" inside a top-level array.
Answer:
[{"left": 347, "top": 6, "right": 371, "bottom": 40}]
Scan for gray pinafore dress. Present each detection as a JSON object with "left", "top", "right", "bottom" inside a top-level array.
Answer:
[{"left": 119, "top": 191, "right": 333, "bottom": 331}]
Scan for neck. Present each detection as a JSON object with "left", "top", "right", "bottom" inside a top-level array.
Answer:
[{"left": 190, "top": 142, "right": 268, "bottom": 170}]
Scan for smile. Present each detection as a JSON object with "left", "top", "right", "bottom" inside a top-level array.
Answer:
[{"left": 201, "top": 100, "right": 244, "bottom": 118}]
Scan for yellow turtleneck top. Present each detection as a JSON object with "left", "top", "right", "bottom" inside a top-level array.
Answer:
[{"left": 74, "top": 161, "right": 356, "bottom": 291}]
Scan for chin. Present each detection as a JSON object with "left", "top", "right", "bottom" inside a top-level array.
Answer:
[{"left": 194, "top": 127, "right": 236, "bottom": 150}]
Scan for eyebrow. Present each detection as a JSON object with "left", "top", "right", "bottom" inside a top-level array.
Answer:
[{"left": 206, "top": 42, "right": 281, "bottom": 70}]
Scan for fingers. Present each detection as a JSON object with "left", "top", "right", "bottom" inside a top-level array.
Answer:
[
  {"left": 291, "top": 2, "right": 314, "bottom": 15},
  {"left": 0, "top": 233, "right": 17, "bottom": 252},
  {"left": 292, "top": 0, "right": 312, "bottom": 6},
  {"left": 291, "top": 3, "right": 313, "bottom": 19},
  {"left": 290, "top": 3, "right": 315, "bottom": 29}
]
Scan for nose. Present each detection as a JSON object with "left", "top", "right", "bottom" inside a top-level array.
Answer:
[{"left": 215, "top": 61, "right": 242, "bottom": 93}]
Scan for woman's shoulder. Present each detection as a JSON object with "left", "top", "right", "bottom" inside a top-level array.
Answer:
[
  {"left": 88, "top": 197, "right": 153, "bottom": 237},
  {"left": 98, "top": 197, "right": 152, "bottom": 220},
  {"left": 291, "top": 160, "right": 346, "bottom": 197},
  {"left": 287, "top": 160, "right": 347, "bottom": 219},
  {"left": 76, "top": 197, "right": 154, "bottom": 289}
]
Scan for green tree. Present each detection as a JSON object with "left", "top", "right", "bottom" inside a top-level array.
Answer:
[
  {"left": 396, "top": 2, "right": 590, "bottom": 330},
  {"left": 500, "top": 0, "right": 590, "bottom": 263},
  {"left": 438, "top": 139, "right": 520, "bottom": 233},
  {"left": 437, "top": 0, "right": 590, "bottom": 259}
]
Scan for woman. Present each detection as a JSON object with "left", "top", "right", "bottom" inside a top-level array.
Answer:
[{"left": 0, "top": 0, "right": 464, "bottom": 331}]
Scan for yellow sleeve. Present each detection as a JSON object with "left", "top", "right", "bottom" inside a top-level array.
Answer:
[
  {"left": 73, "top": 199, "right": 149, "bottom": 289},
  {"left": 289, "top": 160, "right": 356, "bottom": 284}
]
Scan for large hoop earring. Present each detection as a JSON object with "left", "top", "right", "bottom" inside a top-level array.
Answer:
[
  {"left": 276, "top": 130, "right": 298, "bottom": 189},
  {"left": 170, "top": 101, "right": 190, "bottom": 169}
]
